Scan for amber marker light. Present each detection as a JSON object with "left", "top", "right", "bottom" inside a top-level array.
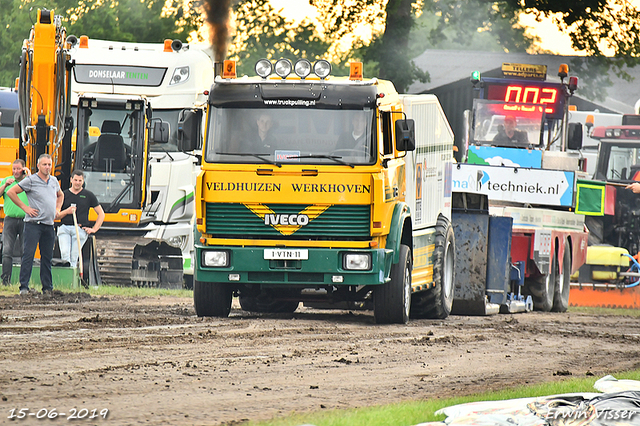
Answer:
[
  {"left": 558, "top": 63, "right": 569, "bottom": 79},
  {"left": 223, "top": 60, "right": 237, "bottom": 79},
  {"left": 163, "top": 39, "right": 173, "bottom": 52},
  {"left": 349, "top": 62, "right": 363, "bottom": 81}
]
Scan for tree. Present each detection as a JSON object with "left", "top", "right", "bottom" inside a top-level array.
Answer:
[
  {"left": 309, "top": 0, "right": 640, "bottom": 93},
  {"left": 229, "top": 0, "right": 330, "bottom": 77}
]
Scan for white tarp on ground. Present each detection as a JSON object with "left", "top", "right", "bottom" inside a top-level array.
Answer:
[{"left": 415, "top": 376, "right": 640, "bottom": 426}]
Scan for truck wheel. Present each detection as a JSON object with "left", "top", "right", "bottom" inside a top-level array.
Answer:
[
  {"left": 411, "top": 216, "right": 455, "bottom": 319},
  {"left": 374, "top": 244, "right": 411, "bottom": 324},
  {"left": 193, "top": 280, "right": 232, "bottom": 317},
  {"left": 552, "top": 245, "right": 571, "bottom": 312},
  {"left": 239, "top": 296, "right": 299, "bottom": 313},
  {"left": 526, "top": 256, "right": 556, "bottom": 312}
]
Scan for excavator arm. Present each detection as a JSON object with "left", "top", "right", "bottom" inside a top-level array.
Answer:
[{"left": 17, "top": 8, "right": 74, "bottom": 179}]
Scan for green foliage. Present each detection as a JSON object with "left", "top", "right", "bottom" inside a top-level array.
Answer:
[
  {"left": 0, "top": 0, "right": 203, "bottom": 87},
  {"left": 60, "top": 0, "right": 201, "bottom": 43},
  {"left": 417, "top": 0, "right": 535, "bottom": 53}
]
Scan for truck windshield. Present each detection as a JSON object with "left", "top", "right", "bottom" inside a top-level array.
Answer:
[
  {"left": 205, "top": 107, "right": 375, "bottom": 165},
  {"left": 472, "top": 100, "right": 545, "bottom": 148}
]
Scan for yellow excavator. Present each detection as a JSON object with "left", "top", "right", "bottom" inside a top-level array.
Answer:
[{"left": 17, "top": 8, "right": 74, "bottom": 179}]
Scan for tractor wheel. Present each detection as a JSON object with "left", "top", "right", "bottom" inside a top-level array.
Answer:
[
  {"left": 552, "top": 244, "right": 571, "bottom": 312},
  {"left": 411, "top": 216, "right": 455, "bottom": 319},
  {"left": 526, "top": 256, "right": 557, "bottom": 312},
  {"left": 374, "top": 244, "right": 412, "bottom": 324},
  {"left": 193, "top": 280, "right": 232, "bottom": 317}
]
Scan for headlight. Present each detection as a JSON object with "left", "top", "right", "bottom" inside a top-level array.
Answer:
[
  {"left": 166, "top": 235, "right": 188, "bottom": 251},
  {"left": 255, "top": 59, "right": 272, "bottom": 78},
  {"left": 275, "top": 58, "right": 292, "bottom": 78},
  {"left": 343, "top": 253, "right": 371, "bottom": 270},
  {"left": 294, "top": 59, "right": 312, "bottom": 79},
  {"left": 202, "top": 250, "right": 229, "bottom": 267},
  {"left": 314, "top": 60, "right": 331, "bottom": 79},
  {"left": 170, "top": 66, "right": 190, "bottom": 85}
]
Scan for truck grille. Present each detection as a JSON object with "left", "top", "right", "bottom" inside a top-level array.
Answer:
[{"left": 205, "top": 203, "right": 370, "bottom": 240}]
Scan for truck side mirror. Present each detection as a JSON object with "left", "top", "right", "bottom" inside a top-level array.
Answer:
[
  {"left": 395, "top": 119, "right": 416, "bottom": 152},
  {"left": 567, "top": 122, "right": 583, "bottom": 150},
  {"left": 150, "top": 121, "right": 170, "bottom": 144},
  {"left": 178, "top": 109, "right": 202, "bottom": 151}
]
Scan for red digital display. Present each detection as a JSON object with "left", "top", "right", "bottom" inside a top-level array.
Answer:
[{"left": 486, "top": 82, "right": 564, "bottom": 119}]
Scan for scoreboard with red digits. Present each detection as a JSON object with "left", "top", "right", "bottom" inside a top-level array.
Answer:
[{"left": 481, "top": 78, "right": 565, "bottom": 120}]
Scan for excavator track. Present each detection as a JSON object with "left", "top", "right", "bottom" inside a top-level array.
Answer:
[{"left": 95, "top": 236, "right": 138, "bottom": 286}]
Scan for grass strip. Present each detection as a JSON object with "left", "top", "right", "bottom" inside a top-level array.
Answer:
[{"left": 244, "top": 370, "right": 640, "bottom": 426}]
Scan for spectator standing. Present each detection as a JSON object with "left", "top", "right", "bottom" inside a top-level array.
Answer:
[
  {"left": 57, "top": 170, "right": 105, "bottom": 269},
  {"left": 6, "top": 154, "right": 63, "bottom": 296},
  {"left": 0, "top": 159, "right": 30, "bottom": 285}
]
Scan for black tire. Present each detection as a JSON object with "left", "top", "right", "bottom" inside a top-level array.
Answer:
[
  {"left": 374, "top": 244, "right": 412, "bottom": 324},
  {"left": 238, "top": 296, "right": 299, "bottom": 313},
  {"left": 193, "top": 280, "right": 232, "bottom": 317},
  {"left": 525, "top": 256, "right": 556, "bottom": 312},
  {"left": 411, "top": 216, "right": 455, "bottom": 319},
  {"left": 552, "top": 244, "right": 571, "bottom": 312}
]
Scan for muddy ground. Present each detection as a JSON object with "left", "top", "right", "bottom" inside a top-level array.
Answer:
[{"left": 1, "top": 291, "right": 639, "bottom": 426}]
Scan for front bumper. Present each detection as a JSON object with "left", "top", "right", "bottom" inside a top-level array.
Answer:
[{"left": 195, "top": 245, "right": 393, "bottom": 286}]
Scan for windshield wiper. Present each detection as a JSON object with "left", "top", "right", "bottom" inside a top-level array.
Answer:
[
  {"left": 217, "top": 152, "right": 282, "bottom": 167},
  {"left": 286, "top": 154, "right": 354, "bottom": 168}
]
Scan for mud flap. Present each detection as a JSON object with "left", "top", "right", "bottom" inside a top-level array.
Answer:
[{"left": 451, "top": 210, "right": 490, "bottom": 315}]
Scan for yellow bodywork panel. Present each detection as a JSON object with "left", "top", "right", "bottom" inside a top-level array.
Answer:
[{"left": 586, "top": 246, "right": 630, "bottom": 267}]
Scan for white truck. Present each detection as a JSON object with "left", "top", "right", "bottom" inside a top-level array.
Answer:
[{"left": 68, "top": 37, "right": 213, "bottom": 287}]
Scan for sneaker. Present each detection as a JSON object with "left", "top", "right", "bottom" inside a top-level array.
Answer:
[
  {"left": 42, "top": 289, "right": 53, "bottom": 298},
  {"left": 19, "top": 289, "right": 29, "bottom": 296}
]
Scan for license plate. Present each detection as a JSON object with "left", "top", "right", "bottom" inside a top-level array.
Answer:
[{"left": 264, "top": 249, "right": 308, "bottom": 260}]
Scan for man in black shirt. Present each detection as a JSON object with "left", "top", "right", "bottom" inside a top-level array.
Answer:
[
  {"left": 56, "top": 170, "right": 105, "bottom": 269},
  {"left": 493, "top": 115, "right": 529, "bottom": 145}
]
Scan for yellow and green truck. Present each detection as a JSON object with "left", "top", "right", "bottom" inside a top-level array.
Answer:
[{"left": 193, "top": 59, "right": 455, "bottom": 323}]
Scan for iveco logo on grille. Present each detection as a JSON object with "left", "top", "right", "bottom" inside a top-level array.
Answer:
[{"left": 264, "top": 214, "right": 310, "bottom": 226}]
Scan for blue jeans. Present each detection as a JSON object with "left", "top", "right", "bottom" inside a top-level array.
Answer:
[
  {"left": 20, "top": 222, "right": 56, "bottom": 292},
  {"left": 57, "top": 224, "right": 88, "bottom": 268}
]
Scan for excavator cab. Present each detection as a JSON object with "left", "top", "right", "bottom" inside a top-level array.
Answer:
[{"left": 75, "top": 96, "right": 148, "bottom": 217}]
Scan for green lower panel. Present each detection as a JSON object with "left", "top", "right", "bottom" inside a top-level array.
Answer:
[
  {"left": 10, "top": 265, "right": 80, "bottom": 288},
  {"left": 195, "top": 245, "right": 393, "bottom": 286}
]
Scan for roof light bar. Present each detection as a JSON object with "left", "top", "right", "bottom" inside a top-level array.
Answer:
[{"left": 253, "top": 58, "right": 333, "bottom": 79}]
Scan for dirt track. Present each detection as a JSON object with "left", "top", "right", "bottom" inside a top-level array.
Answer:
[{"left": 1, "top": 291, "right": 639, "bottom": 426}]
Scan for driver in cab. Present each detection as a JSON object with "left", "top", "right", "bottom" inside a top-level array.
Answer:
[
  {"left": 336, "top": 113, "right": 368, "bottom": 151},
  {"left": 493, "top": 115, "right": 528, "bottom": 145}
]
